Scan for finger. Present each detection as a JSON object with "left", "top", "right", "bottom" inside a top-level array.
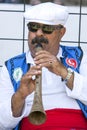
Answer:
[
  {"left": 27, "top": 70, "right": 42, "bottom": 77},
  {"left": 34, "top": 51, "right": 51, "bottom": 60},
  {"left": 30, "top": 65, "right": 41, "bottom": 70},
  {"left": 36, "top": 61, "right": 53, "bottom": 68},
  {"left": 34, "top": 57, "right": 52, "bottom": 65},
  {"left": 35, "top": 50, "right": 49, "bottom": 56},
  {"left": 27, "top": 66, "right": 42, "bottom": 78}
]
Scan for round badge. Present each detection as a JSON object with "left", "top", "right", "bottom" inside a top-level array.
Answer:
[
  {"left": 13, "top": 67, "right": 23, "bottom": 82},
  {"left": 66, "top": 58, "right": 77, "bottom": 68}
]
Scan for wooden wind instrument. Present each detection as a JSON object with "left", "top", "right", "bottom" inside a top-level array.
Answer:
[{"left": 28, "top": 44, "right": 46, "bottom": 125}]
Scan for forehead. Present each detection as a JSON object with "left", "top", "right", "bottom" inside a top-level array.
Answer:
[
  {"left": 28, "top": 22, "right": 58, "bottom": 27},
  {"left": 30, "top": 22, "right": 44, "bottom": 25},
  {"left": 28, "top": 22, "right": 64, "bottom": 28}
]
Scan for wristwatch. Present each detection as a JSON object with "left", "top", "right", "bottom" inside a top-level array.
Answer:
[{"left": 62, "top": 68, "right": 74, "bottom": 83}]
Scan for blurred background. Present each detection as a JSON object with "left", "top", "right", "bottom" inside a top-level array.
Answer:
[
  {"left": 0, "top": 0, "right": 87, "bottom": 5},
  {"left": 0, "top": 0, "right": 87, "bottom": 71},
  {"left": 0, "top": 0, "right": 87, "bottom": 6}
]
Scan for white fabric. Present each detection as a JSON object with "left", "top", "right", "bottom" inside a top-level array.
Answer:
[
  {"left": 24, "top": 2, "right": 69, "bottom": 25},
  {"left": 0, "top": 47, "right": 87, "bottom": 130}
]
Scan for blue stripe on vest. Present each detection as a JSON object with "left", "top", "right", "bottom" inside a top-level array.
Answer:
[
  {"left": 5, "top": 53, "right": 30, "bottom": 130},
  {"left": 61, "top": 45, "right": 87, "bottom": 118},
  {"left": 5, "top": 46, "right": 87, "bottom": 130},
  {"left": 5, "top": 53, "right": 29, "bottom": 92}
]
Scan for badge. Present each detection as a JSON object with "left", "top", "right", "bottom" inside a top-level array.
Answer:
[
  {"left": 66, "top": 58, "right": 77, "bottom": 68},
  {"left": 13, "top": 67, "right": 23, "bottom": 82}
]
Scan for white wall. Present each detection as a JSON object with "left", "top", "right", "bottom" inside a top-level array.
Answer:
[{"left": 0, "top": 4, "right": 87, "bottom": 70}]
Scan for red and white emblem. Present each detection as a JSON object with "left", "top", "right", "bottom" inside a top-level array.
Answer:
[{"left": 66, "top": 58, "right": 77, "bottom": 68}]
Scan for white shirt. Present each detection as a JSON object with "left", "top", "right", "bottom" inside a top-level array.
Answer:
[{"left": 0, "top": 47, "right": 87, "bottom": 130}]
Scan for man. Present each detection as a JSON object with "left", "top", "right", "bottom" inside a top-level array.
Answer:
[{"left": 0, "top": 2, "right": 87, "bottom": 130}]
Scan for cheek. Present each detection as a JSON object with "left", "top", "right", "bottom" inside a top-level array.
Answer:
[
  {"left": 46, "top": 33, "right": 60, "bottom": 54},
  {"left": 47, "top": 32, "right": 60, "bottom": 44},
  {"left": 28, "top": 33, "right": 33, "bottom": 48},
  {"left": 28, "top": 32, "right": 36, "bottom": 49},
  {"left": 28, "top": 32, "right": 32, "bottom": 43},
  {"left": 53, "top": 31, "right": 61, "bottom": 43},
  {"left": 28, "top": 32, "right": 36, "bottom": 57},
  {"left": 28, "top": 31, "right": 36, "bottom": 41}
]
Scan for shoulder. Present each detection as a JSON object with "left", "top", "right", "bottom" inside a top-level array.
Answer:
[
  {"left": 6, "top": 53, "right": 26, "bottom": 61},
  {"left": 4, "top": 53, "right": 27, "bottom": 71},
  {"left": 60, "top": 45, "right": 83, "bottom": 52},
  {"left": 5, "top": 53, "right": 26, "bottom": 64},
  {"left": 60, "top": 45, "right": 83, "bottom": 58}
]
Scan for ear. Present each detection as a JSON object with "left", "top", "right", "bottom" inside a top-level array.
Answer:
[{"left": 60, "top": 27, "right": 66, "bottom": 39}]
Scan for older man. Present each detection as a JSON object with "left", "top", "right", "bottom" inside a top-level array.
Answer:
[{"left": 0, "top": 2, "right": 87, "bottom": 130}]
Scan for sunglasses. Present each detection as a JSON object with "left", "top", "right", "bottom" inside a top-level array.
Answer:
[{"left": 27, "top": 22, "right": 63, "bottom": 34}]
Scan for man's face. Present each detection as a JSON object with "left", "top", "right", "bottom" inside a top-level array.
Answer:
[{"left": 27, "top": 22, "right": 65, "bottom": 58}]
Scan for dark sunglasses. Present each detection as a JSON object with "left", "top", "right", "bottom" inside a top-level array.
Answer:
[{"left": 27, "top": 22, "right": 64, "bottom": 34}]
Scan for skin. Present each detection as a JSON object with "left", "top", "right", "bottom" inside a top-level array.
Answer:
[{"left": 11, "top": 23, "right": 74, "bottom": 117}]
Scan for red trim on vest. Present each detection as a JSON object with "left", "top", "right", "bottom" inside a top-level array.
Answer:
[{"left": 20, "top": 108, "right": 87, "bottom": 130}]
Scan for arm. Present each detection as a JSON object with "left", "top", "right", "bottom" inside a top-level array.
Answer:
[
  {"left": 11, "top": 64, "right": 41, "bottom": 117},
  {"left": 0, "top": 65, "right": 23, "bottom": 129},
  {"left": 34, "top": 50, "right": 87, "bottom": 105},
  {"left": 0, "top": 64, "right": 41, "bottom": 129}
]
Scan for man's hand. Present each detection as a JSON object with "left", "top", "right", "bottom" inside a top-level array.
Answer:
[
  {"left": 11, "top": 65, "right": 41, "bottom": 117},
  {"left": 18, "top": 65, "right": 42, "bottom": 99},
  {"left": 34, "top": 50, "right": 74, "bottom": 90},
  {"left": 34, "top": 50, "right": 67, "bottom": 78}
]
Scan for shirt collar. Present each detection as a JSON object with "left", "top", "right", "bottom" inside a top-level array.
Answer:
[{"left": 26, "top": 50, "right": 35, "bottom": 65}]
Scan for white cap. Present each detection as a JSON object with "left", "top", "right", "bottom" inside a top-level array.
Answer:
[{"left": 24, "top": 2, "right": 69, "bottom": 25}]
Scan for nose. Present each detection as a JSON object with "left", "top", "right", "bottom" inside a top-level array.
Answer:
[{"left": 36, "top": 28, "right": 44, "bottom": 36}]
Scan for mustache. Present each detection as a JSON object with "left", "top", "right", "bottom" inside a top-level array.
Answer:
[{"left": 31, "top": 37, "right": 48, "bottom": 45}]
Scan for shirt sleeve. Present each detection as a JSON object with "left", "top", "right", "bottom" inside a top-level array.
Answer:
[
  {"left": 65, "top": 52, "right": 87, "bottom": 105},
  {"left": 0, "top": 65, "right": 28, "bottom": 129}
]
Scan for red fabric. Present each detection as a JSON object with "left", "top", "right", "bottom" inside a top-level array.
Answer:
[{"left": 20, "top": 109, "right": 87, "bottom": 130}]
